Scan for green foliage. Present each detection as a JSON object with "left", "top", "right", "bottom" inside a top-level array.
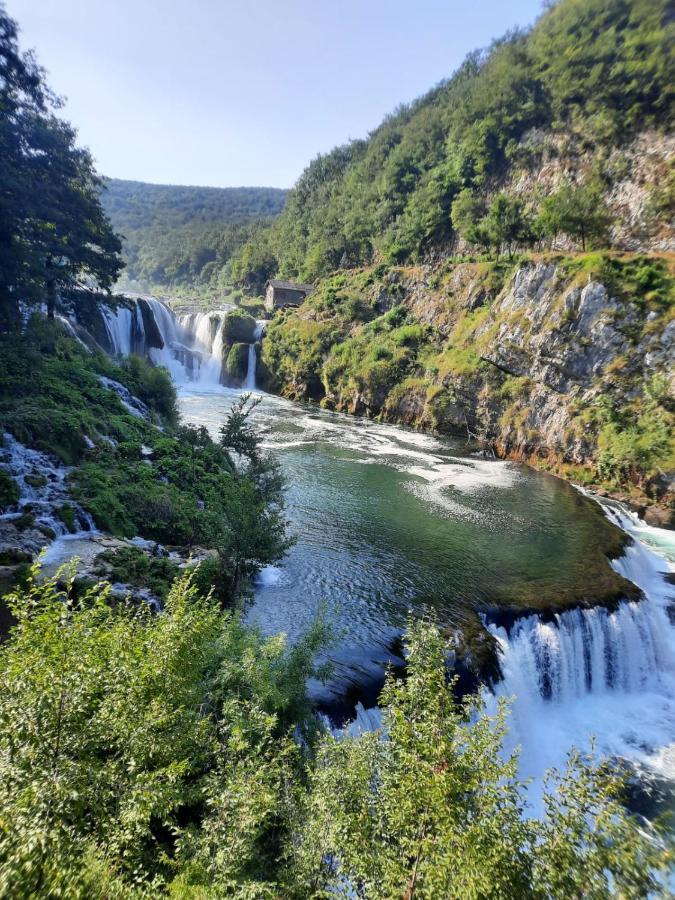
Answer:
[
  {"left": 101, "top": 180, "right": 285, "bottom": 299},
  {"left": 221, "top": 309, "right": 256, "bottom": 344},
  {"left": 561, "top": 254, "right": 675, "bottom": 310},
  {"left": 453, "top": 191, "right": 535, "bottom": 258},
  {"left": 225, "top": 342, "right": 249, "bottom": 382},
  {"left": 292, "top": 620, "right": 670, "bottom": 897},
  {"left": 596, "top": 389, "right": 674, "bottom": 485},
  {"left": 232, "top": 0, "right": 673, "bottom": 280},
  {"left": 0, "top": 10, "right": 122, "bottom": 327},
  {"left": 0, "top": 469, "right": 19, "bottom": 513},
  {"left": 94, "top": 545, "right": 180, "bottom": 600},
  {"left": 0, "top": 319, "right": 168, "bottom": 464},
  {"left": 0, "top": 323, "right": 288, "bottom": 602},
  {"left": 116, "top": 354, "right": 179, "bottom": 425},
  {"left": 536, "top": 180, "right": 611, "bottom": 251},
  {"left": 451, "top": 189, "right": 490, "bottom": 252},
  {"left": 229, "top": 226, "right": 279, "bottom": 294},
  {"left": 0, "top": 583, "right": 668, "bottom": 896},
  {"left": 0, "top": 565, "right": 329, "bottom": 896}
]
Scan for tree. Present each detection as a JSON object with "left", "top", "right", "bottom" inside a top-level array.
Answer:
[
  {"left": 0, "top": 8, "right": 123, "bottom": 327},
  {"left": 484, "top": 193, "right": 535, "bottom": 259},
  {"left": 292, "top": 620, "right": 672, "bottom": 898},
  {"left": 538, "top": 180, "right": 611, "bottom": 251},
  {"left": 450, "top": 189, "right": 490, "bottom": 253},
  {"left": 452, "top": 190, "right": 534, "bottom": 258},
  {"left": 218, "top": 393, "right": 291, "bottom": 594}
]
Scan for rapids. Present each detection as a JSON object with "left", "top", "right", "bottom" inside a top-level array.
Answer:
[{"left": 73, "top": 297, "right": 675, "bottom": 813}]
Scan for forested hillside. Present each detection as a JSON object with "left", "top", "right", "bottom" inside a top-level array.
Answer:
[
  {"left": 252, "top": 0, "right": 674, "bottom": 519},
  {"left": 101, "top": 179, "right": 286, "bottom": 299},
  {"left": 231, "top": 0, "right": 674, "bottom": 287}
]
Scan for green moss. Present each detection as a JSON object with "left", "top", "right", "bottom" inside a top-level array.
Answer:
[
  {"left": 222, "top": 310, "right": 256, "bottom": 344},
  {"left": 225, "top": 342, "right": 249, "bottom": 382},
  {"left": 56, "top": 504, "right": 76, "bottom": 533},
  {"left": 24, "top": 473, "right": 47, "bottom": 488},
  {"left": 0, "top": 469, "right": 19, "bottom": 512}
]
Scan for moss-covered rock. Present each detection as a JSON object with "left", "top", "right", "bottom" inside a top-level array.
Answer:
[
  {"left": 0, "top": 470, "right": 19, "bottom": 512},
  {"left": 56, "top": 504, "right": 76, "bottom": 533},
  {"left": 225, "top": 342, "right": 249, "bottom": 383},
  {"left": 222, "top": 310, "right": 256, "bottom": 344}
]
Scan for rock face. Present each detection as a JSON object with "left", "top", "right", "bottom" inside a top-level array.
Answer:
[
  {"left": 420, "top": 264, "right": 672, "bottom": 517},
  {"left": 262, "top": 257, "right": 674, "bottom": 519}
]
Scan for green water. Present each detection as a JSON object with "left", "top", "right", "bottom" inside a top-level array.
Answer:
[{"left": 178, "top": 387, "right": 621, "bottom": 704}]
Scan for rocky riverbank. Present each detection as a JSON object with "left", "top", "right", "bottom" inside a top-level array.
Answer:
[{"left": 259, "top": 253, "right": 674, "bottom": 526}]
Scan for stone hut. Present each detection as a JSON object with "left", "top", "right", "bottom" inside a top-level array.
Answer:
[{"left": 265, "top": 279, "right": 313, "bottom": 312}]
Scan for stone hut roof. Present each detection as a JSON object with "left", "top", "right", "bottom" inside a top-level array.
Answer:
[{"left": 267, "top": 279, "right": 314, "bottom": 293}]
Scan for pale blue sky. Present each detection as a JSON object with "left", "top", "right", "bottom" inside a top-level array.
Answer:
[{"left": 8, "top": 0, "right": 544, "bottom": 188}]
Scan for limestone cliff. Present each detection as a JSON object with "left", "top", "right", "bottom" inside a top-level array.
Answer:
[{"left": 260, "top": 255, "right": 674, "bottom": 523}]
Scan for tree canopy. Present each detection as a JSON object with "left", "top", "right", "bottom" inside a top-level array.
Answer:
[
  {"left": 101, "top": 179, "right": 287, "bottom": 299},
  {"left": 0, "top": 7, "right": 122, "bottom": 327}
]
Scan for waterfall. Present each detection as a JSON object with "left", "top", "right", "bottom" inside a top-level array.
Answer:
[
  {"left": 485, "top": 497, "right": 675, "bottom": 813},
  {"left": 85, "top": 299, "right": 233, "bottom": 387},
  {"left": 0, "top": 432, "right": 97, "bottom": 538},
  {"left": 101, "top": 304, "right": 135, "bottom": 356},
  {"left": 84, "top": 298, "right": 268, "bottom": 390},
  {"left": 244, "top": 343, "right": 257, "bottom": 390},
  {"left": 244, "top": 321, "right": 265, "bottom": 391}
]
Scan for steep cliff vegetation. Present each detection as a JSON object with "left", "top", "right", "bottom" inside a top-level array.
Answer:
[
  {"left": 260, "top": 254, "right": 675, "bottom": 518},
  {"left": 232, "top": 0, "right": 674, "bottom": 287},
  {"left": 102, "top": 179, "right": 286, "bottom": 300},
  {"left": 239, "top": 0, "right": 675, "bottom": 516}
]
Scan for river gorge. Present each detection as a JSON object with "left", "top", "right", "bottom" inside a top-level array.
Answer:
[
  {"left": 1, "top": 294, "right": 673, "bottom": 818},
  {"left": 57, "top": 296, "right": 674, "bottom": 817}
]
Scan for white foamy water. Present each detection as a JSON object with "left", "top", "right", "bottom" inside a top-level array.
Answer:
[
  {"left": 87, "top": 297, "right": 263, "bottom": 390},
  {"left": 485, "top": 498, "right": 675, "bottom": 813},
  {"left": 0, "top": 433, "right": 96, "bottom": 538}
]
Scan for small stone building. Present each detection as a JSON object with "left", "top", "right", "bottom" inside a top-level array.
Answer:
[{"left": 265, "top": 280, "right": 313, "bottom": 312}]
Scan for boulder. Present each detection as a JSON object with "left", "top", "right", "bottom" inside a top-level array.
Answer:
[
  {"left": 222, "top": 310, "right": 256, "bottom": 345},
  {"left": 644, "top": 505, "right": 675, "bottom": 530}
]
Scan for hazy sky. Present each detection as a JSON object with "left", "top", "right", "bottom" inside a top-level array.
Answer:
[{"left": 8, "top": 0, "right": 544, "bottom": 188}]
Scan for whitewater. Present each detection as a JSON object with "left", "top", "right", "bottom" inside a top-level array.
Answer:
[{"left": 82, "top": 297, "right": 675, "bottom": 814}]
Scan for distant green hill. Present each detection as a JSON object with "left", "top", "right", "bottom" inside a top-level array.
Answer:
[{"left": 101, "top": 179, "right": 286, "bottom": 299}]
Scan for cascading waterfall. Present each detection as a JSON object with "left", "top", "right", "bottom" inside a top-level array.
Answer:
[
  {"left": 243, "top": 322, "right": 264, "bottom": 390},
  {"left": 333, "top": 497, "right": 675, "bottom": 814},
  {"left": 88, "top": 298, "right": 266, "bottom": 390},
  {"left": 0, "top": 432, "right": 96, "bottom": 537},
  {"left": 101, "top": 304, "right": 137, "bottom": 356},
  {"left": 485, "top": 498, "right": 675, "bottom": 812},
  {"left": 89, "top": 299, "right": 239, "bottom": 387}
]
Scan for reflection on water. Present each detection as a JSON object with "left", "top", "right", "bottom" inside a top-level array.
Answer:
[{"left": 178, "top": 387, "right": 624, "bottom": 704}]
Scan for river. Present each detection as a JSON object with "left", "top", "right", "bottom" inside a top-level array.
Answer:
[
  {"left": 177, "top": 384, "right": 675, "bottom": 815},
  {"left": 78, "top": 299, "right": 675, "bottom": 816}
]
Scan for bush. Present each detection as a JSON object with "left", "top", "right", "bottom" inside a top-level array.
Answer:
[
  {"left": 116, "top": 354, "right": 178, "bottom": 425},
  {"left": 0, "top": 580, "right": 668, "bottom": 896}
]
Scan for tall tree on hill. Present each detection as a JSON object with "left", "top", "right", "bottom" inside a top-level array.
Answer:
[{"left": 0, "top": 7, "right": 122, "bottom": 329}]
